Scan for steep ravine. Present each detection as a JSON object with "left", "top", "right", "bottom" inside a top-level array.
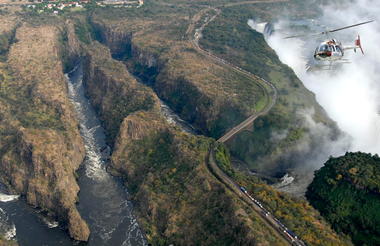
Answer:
[
  {"left": 90, "top": 19, "right": 256, "bottom": 139},
  {"left": 78, "top": 38, "right": 283, "bottom": 245},
  {"left": 67, "top": 63, "right": 146, "bottom": 245},
  {"left": 78, "top": 14, "right": 352, "bottom": 245}
]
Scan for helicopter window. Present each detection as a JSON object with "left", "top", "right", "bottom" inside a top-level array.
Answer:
[{"left": 319, "top": 44, "right": 329, "bottom": 52}]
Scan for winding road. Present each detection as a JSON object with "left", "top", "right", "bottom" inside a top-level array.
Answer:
[
  {"left": 187, "top": 5, "right": 278, "bottom": 143},
  {"left": 188, "top": 1, "right": 306, "bottom": 245}
]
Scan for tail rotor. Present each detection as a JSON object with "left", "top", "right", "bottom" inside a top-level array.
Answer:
[{"left": 354, "top": 35, "right": 364, "bottom": 54}]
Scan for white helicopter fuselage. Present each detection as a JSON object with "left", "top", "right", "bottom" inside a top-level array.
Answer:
[
  {"left": 313, "top": 35, "right": 363, "bottom": 62},
  {"left": 284, "top": 20, "right": 373, "bottom": 71},
  {"left": 314, "top": 39, "right": 344, "bottom": 61}
]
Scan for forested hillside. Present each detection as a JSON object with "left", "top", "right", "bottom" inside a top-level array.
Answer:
[{"left": 307, "top": 152, "right": 380, "bottom": 246}]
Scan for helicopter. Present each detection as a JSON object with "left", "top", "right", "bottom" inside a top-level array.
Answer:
[{"left": 284, "top": 20, "right": 374, "bottom": 71}]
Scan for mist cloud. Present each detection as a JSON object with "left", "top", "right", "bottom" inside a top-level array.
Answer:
[
  {"left": 268, "top": 0, "right": 380, "bottom": 154},
  {"left": 249, "top": 0, "right": 380, "bottom": 194}
]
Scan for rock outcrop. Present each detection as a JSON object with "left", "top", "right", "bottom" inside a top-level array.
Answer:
[
  {"left": 61, "top": 20, "right": 83, "bottom": 71},
  {"left": 90, "top": 16, "right": 263, "bottom": 138},
  {"left": 111, "top": 111, "right": 287, "bottom": 245},
  {"left": 82, "top": 41, "right": 159, "bottom": 144},
  {"left": 0, "top": 24, "right": 89, "bottom": 241},
  {"left": 91, "top": 21, "right": 133, "bottom": 59}
]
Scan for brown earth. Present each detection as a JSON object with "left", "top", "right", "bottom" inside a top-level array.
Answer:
[{"left": 82, "top": 41, "right": 159, "bottom": 144}]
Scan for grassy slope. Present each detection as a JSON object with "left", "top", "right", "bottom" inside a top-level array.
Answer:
[
  {"left": 306, "top": 152, "right": 380, "bottom": 246},
  {"left": 90, "top": 2, "right": 267, "bottom": 138},
  {"left": 215, "top": 144, "right": 352, "bottom": 246},
  {"left": 0, "top": 13, "right": 90, "bottom": 240},
  {"left": 111, "top": 111, "right": 287, "bottom": 246}
]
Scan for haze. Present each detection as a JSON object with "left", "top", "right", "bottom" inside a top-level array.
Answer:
[{"left": 268, "top": 0, "right": 380, "bottom": 156}]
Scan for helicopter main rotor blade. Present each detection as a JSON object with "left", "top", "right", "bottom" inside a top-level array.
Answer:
[
  {"left": 283, "top": 33, "right": 320, "bottom": 39},
  {"left": 322, "top": 20, "right": 374, "bottom": 34},
  {"left": 283, "top": 20, "right": 374, "bottom": 39}
]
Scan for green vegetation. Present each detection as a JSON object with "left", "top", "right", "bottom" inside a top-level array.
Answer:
[
  {"left": 215, "top": 143, "right": 236, "bottom": 178},
  {"left": 89, "top": 3, "right": 268, "bottom": 139},
  {"left": 199, "top": 3, "right": 337, "bottom": 174},
  {"left": 214, "top": 143, "right": 352, "bottom": 246},
  {"left": 82, "top": 42, "right": 157, "bottom": 144},
  {"left": 0, "top": 32, "right": 13, "bottom": 57},
  {"left": 307, "top": 152, "right": 380, "bottom": 246},
  {"left": 74, "top": 21, "right": 92, "bottom": 44},
  {"left": 112, "top": 113, "right": 287, "bottom": 245},
  {"left": 0, "top": 63, "right": 65, "bottom": 131}
]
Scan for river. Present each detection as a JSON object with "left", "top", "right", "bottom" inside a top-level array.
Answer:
[
  {"left": 0, "top": 59, "right": 199, "bottom": 245},
  {"left": 0, "top": 64, "right": 147, "bottom": 245},
  {"left": 67, "top": 64, "right": 146, "bottom": 246}
]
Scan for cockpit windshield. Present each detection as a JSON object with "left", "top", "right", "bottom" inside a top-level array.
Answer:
[{"left": 318, "top": 44, "right": 330, "bottom": 52}]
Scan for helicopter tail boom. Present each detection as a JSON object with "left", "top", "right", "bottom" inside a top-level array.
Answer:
[
  {"left": 355, "top": 35, "right": 364, "bottom": 54},
  {"left": 343, "top": 35, "right": 365, "bottom": 54}
]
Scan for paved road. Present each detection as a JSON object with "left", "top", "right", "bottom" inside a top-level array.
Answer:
[
  {"left": 188, "top": 2, "right": 306, "bottom": 245},
  {"left": 187, "top": 5, "right": 278, "bottom": 143}
]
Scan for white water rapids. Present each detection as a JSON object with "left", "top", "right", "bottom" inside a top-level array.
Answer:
[{"left": 67, "top": 64, "right": 146, "bottom": 246}]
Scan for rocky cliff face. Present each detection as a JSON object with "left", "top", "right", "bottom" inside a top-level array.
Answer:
[
  {"left": 0, "top": 24, "right": 89, "bottom": 241},
  {"left": 62, "top": 20, "right": 83, "bottom": 72},
  {"left": 91, "top": 20, "right": 133, "bottom": 59},
  {"left": 82, "top": 41, "right": 159, "bottom": 144},
  {"left": 0, "top": 16, "right": 18, "bottom": 57},
  {"left": 111, "top": 111, "right": 287, "bottom": 245},
  {"left": 153, "top": 53, "right": 250, "bottom": 137},
  {"left": 89, "top": 17, "right": 260, "bottom": 138}
]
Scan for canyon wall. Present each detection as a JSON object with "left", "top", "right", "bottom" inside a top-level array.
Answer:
[{"left": 0, "top": 23, "right": 89, "bottom": 241}]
